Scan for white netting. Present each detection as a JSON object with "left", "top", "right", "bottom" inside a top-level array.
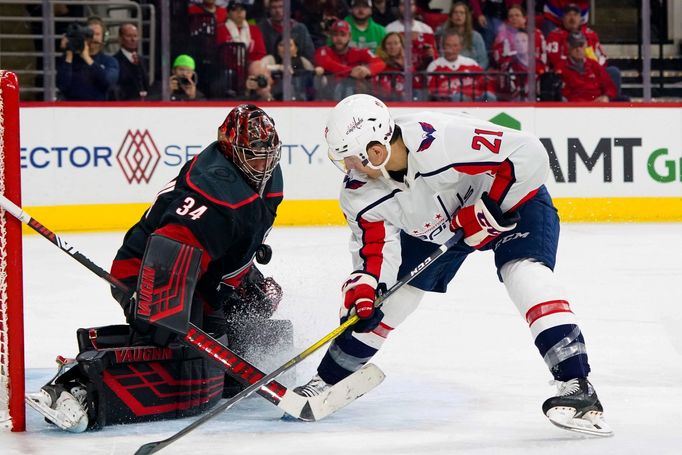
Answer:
[{"left": 0, "top": 72, "right": 11, "bottom": 428}]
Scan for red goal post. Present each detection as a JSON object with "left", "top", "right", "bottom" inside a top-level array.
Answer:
[{"left": 0, "top": 70, "right": 25, "bottom": 432}]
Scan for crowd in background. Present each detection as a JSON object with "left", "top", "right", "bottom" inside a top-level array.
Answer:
[{"left": 53, "top": 0, "right": 628, "bottom": 103}]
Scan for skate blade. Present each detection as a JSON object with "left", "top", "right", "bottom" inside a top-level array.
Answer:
[{"left": 546, "top": 407, "right": 614, "bottom": 437}]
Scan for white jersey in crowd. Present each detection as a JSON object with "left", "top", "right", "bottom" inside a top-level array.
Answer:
[
  {"left": 340, "top": 111, "right": 550, "bottom": 287},
  {"left": 385, "top": 19, "right": 434, "bottom": 35}
]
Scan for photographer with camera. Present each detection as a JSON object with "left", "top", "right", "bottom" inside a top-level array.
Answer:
[
  {"left": 169, "top": 54, "right": 205, "bottom": 101},
  {"left": 56, "top": 16, "right": 119, "bottom": 101}
]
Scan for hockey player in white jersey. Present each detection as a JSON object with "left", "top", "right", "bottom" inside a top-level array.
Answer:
[{"left": 295, "top": 94, "right": 612, "bottom": 436}]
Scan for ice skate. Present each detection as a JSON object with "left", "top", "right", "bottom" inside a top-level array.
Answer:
[
  {"left": 542, "top": 378, "right": 613, "bottom": 437},
  {"left": 26, "top": 384, "right": 88, "bottom": 433},
  {"left": 293, "top": 374, "right": 332, "bottom": 397}
]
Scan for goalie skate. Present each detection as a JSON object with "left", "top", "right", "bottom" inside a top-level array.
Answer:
[
  {"left": 542, "top": 378, "right": 613, "bottom": 437},
  {"left": 26, "top": 384, "right": 88, "bottom": 433}
]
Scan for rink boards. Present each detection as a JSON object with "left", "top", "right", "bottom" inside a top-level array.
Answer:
[{"left": 16, "top": 103, "right": 682, "bottom": 231}]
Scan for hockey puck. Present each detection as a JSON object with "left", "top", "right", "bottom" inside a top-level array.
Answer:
[{"left": 256, "top": 244, "right": 272, "bottom": 264}]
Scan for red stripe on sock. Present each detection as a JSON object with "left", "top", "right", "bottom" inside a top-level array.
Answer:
[{"left": 525, "top": 300, "right": 572, "bottom": 326}]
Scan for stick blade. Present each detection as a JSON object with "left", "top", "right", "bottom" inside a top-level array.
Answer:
[
  {"left": 135, "top": 441, "right": 164, "bottom": 455},
  {"left": 306, "top": 363, "right": 385, "bottom": 421}
]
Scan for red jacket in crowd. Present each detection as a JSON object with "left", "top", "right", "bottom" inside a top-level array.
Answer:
[
  {"left": 546, "top": 25, "right": 606, "bottom": 69},
  {"left": 543, "top": 0, "right": 590, "bottom": 27},
  {"left": 558, "top": 58, "right": 616, "bottom": 102},
  {"left": 315, "top": 46, "right": 386, "bottom": 78}
]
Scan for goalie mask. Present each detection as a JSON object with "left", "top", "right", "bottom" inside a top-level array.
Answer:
[
  {"left": 218, "top": 104, "right": 282, "bottom": 195},
  {"left": 324, "top": 94, "right": 394, "bottom": 177}
]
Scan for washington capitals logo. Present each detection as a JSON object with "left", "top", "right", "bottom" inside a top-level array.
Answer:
[
  {"left": 344, "top": 175, "right": 366, "bottom": 190},
  {"left": 346, "top": 117, "right": 364, "bottom": 135},
  {"left": 417, "top": 122, "right": 436, "bottom": 152}
]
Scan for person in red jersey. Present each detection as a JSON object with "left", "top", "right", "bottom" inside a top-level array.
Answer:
[{"left": 426, "top": 30, "right": 495, "bottom": 101}]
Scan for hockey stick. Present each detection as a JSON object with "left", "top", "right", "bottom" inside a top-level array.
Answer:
[
  {"left": 135, "top": 229, "right": 465, "bottom": 455},
  {"left": 0, "top": 195, "right": 321, "bottom": 420}
]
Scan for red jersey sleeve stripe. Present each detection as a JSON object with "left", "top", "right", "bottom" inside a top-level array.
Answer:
[
  {"left": 488, "top": 159, "right": 516, "bottom": 203},
  {"left": 451, "top": 162, "right": 501, "bottom": 175},
  {"left": 358, "top": 217, "right": 386, "bottom": 279},
  {"left": 525, "top": 300, "right": 573, "bottom": 326},
  {"left": 154, "top": 224, "right": 213, "bottom": 276}
]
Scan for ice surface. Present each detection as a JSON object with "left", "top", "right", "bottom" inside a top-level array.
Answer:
[{"left": 2, "top": 224, "right": 681, "bottom": 455}]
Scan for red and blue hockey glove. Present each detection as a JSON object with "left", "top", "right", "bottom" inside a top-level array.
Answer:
[
  {"left": 340, "top": 272, "right": 384, "bottom": 333},
  {"left": 450, "top": 192, "right": 520, "bottom": 249}
]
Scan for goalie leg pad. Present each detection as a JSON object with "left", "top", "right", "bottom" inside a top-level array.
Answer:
[{"left": 27, "top": 325, "right": 225, "bottom": 431}]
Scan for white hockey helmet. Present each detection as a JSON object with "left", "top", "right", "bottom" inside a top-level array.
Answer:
[{"left": 324, "top": 94, "right": 394, "bottom": 174}]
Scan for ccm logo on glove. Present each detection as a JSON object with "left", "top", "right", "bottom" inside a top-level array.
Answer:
[
  {"left": 340, "top": 272, "right": 378, "bottom": 320},
  {"left": 450, "top": 192, "right": 520, "bottom": 249}
]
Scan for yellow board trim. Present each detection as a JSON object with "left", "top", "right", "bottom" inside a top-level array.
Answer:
[{"left": 20, "top": 197, "right": 682, "bottom": 234}]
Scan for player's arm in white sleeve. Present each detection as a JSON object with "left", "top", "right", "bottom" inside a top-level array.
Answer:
[{"left": 340, "top": 182, "right": 403, "bottom": 290}]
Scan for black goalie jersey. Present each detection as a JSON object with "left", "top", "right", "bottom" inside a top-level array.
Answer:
[{"left": 110, "top": 141, "right": 283, "bottom": 309}]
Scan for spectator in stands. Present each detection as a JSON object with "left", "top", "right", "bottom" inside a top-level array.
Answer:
[
  {"left": 169, "top": 54, "right": 205, "bottom": 101},
  {"left": 225, "top": 2, "right": 267, "bottom": 67},
  {"left": 375, "top": 31, "right": 406, "bottom": 100},
  {"left": 426, "top": 30, "right": 495, "bottom": 101},
  {"left": 546, "top": 4, "right": 623, "bottom": 97},
  {"left": 374, "top": 31, "right": 424, "bottom": 100},
  {"left": 558, "top": 31, "right": 615, "bottom": 102},
  {"left": 293, "top": 0, "right": 350, "bottom": 48},
  {"left": 345, "top": 0, "right": 386, "bottom": 52},
  {"left": 188, "top": 0, "right": 228, "bottom": 45},
  {"left": 469, "top": 0, "right": 522, "bottom": 51},
  {"left": 435, "top": 2, "right": 488, "bottom": 69},
  {"left": 542, "top": 0, "right": 589, "bottom": 36},
  {"left": 114, "top": 23, "right": 148, "bottom": 101},
  {"left": 315, "top": 19, "right": 385, "bottom": 100},
  {"left": 386, "top": 0, "right": 438, "bottom": 70},
  {"left": 492, "top": 5, "right": 546, "bottom": 68},
  {"left": 263, "top": 36, "right": 324, "bottom": 100},
  {"left": 259, "top": 0, "right": 316, "bottom": 62},
  {"left": 496, "top": 30, "right": 546, "bottom": 101},
  {"left": 56, "top": 16, "right": 119, "bottom": 101},
  {"left": 372, "top": 0, "right": 398, "bottom": 26},
  {"left": 546, "top": 4, "right": 605, "bottom": 69}
]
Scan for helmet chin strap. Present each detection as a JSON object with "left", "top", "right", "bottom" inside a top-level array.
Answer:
[{"left": 367, "top": 141, "right": 392, "bottom": 178}]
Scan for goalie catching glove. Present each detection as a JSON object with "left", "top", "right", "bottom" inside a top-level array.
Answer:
[
  {"left": 340, "top": 272, "right": 384, "bottom": 333},
  {"left": 449, "top": 192, "right": 520, "bottom": 249}
]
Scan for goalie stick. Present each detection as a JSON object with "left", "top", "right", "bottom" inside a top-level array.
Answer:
[
  {"left": 135, "top": 229, "right": 465, "bottom": 455},
  {"left": 0, "top": 195, "right": 382, "bottom": 422}
]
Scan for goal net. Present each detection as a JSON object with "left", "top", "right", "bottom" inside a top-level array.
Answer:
[{"left": 0, "top": 70, "right": 25, "bottom": 432}]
